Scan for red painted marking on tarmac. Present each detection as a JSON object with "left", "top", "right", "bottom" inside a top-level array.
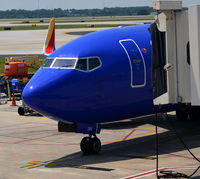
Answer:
[
  {"left": 122, "top": 129, "right": 136, "bottom": 141},
  {"left": 124, "top": 168, "right": 165, "bottom": 179},
  {"left": 10, "top": 130, "right": 55, "bottom": 136},
  {"left": 154, "top": 147, "right": 200, "bottom": 161},
  {"left": 0, "top": 121, "right": 55, "bottom": 131},
  {"left": 0, "top": 122, "right": 31, "bottom": 129},
  {"left": 0, "top": 124, "right": 53, "bottom": 132},
  {"left": 136, "top": 128, "right": 165, "bottom": 132},
  {"left": 26, "top": 143, "right": 79, "bottom": 146},
  {"left": 167, "top": 152, "right": 200, "bottom": 160},
  {"left": 28, "top": 121, "right": 56, "bottom": 126},
  {"left": 12, "top": 133, "right": 63, "bottom": 144},
  {"left": 0, "top": 141, "right": 79, "bottom": 146},
  {"left": 123, "top": 166, "right": 198, "bottom": 179}
]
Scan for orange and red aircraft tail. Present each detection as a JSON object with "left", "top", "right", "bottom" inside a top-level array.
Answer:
[{"left": 43, "top": 18, "right": 55, "bottom": 56}]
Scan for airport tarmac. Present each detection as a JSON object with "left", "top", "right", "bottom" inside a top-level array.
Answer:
[
  {"left": 0, "top": 17, "right": 153, "bottom": 55},
  {"left": 1, "top": 102, "right": 200, "bottom": 178},
  {"left": 0, "top": 28, "right": 109, "bottom": 55}
]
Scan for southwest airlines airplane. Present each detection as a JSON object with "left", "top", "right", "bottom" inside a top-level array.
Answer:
[{"left": 22, "top": 18, "right": 185, "bottom": 154}]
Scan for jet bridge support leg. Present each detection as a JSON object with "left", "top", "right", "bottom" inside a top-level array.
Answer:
[{"left": 176, "top": 104, "right": 190, "bottom": 120}]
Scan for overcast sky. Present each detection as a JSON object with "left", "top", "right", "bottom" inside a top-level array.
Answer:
[{"left": 1, "top": 0, "right": 200, "bottom": 10}]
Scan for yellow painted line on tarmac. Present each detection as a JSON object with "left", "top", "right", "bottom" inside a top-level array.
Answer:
[
  {"left": 23, "top": 131, "right": 160, "bottom": 169},
  {"left": 76, "top": 166, "right": 88, "bottom": 169},
  {"left": 40, "top": 117, "right": 48, "bottom": 119},
  {"left": 144, "top": 156, "right": 155, "bottom": 160},
  {"left": 23, "top": 159, "right": 113, "bottom": 171},
  {"left": 23, "top": 161, "right": 102, "bottom": 171},
  {"left": 108, "top": 131, "right": 159, "bottom": 144},
  {"left": 21, "top": 120, "right": 32, "bottom": 123},
  {"left": 23, "top": 161, "right": 57, "bottom": 169}
]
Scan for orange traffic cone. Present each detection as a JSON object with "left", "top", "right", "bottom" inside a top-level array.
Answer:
[{"left": 11, "top": 93, "right": 16, "bottom": 106}]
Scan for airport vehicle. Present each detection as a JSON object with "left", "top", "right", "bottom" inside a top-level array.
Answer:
[
  {"left": 0, "top": 56, "right": 40, "bottom": 98},
  {"left": 22, "top": 2, "right": 200, "bottom": 154},
  {"left": 0, "top": 60, "right": 28, "bottom": 98}
]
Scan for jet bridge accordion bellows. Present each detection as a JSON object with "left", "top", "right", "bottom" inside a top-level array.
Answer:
[{"left": 149, "top": 22, "right": 167, "bottom": 100}]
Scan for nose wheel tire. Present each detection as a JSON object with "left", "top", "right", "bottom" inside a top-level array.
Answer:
[
  {"left": 80, "top": 137, "right": 90, "bottom": 154},
  {"left": 80, "top": 136, "right": 101, "bottom": 154},
  {"left": 89, "top": 137, "right": 101, "bottom": 154}
]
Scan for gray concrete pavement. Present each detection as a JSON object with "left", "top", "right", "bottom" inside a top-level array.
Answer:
[
  {"left": 0, "top": 102, "right": 200, "bottom": 178},
  {"left": 0, "top": 28, "right": 109, "bottom": 55},
  {"left": 0, "top": 17, "right": 153, "bottom": 55}
]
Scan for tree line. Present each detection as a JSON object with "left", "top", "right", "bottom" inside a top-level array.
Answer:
[{"left": 0, "top": 7, "right": 153, "bottom": 18}]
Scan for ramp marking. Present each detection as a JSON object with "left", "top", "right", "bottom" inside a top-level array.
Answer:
[
  {"left": 122, "top": 166, "right": 199, "bottom": 179},
  {"left": 23, "top": 161, "right": 57, "bottom": 169},
  {"left": 122, "top": 129, "right": 136, "bottom": 141},
  {"left": 108, "top": 131, "right": 158, "bottom": 143},
  {"left": 23, "top": 160, "right": 113, "bottom": 171}
]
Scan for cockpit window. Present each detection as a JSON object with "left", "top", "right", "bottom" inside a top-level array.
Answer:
[
  {"left": 52, "top": 59, "right": 76, "bottom": 68},
  {"left": 89, "top": 58, "right": 101, "bottom": 71},
  {"left": 76, "top": 58, "right": 87, "bottom": 71},
  {"left": 42, "top": 58, "right": 54, "bottom": 68},
  {"left": 76, "top": 57, "right": 101, "bottom": 72},
  {"left": 45, "top": 57, "right": 101, "bottom": 71}
]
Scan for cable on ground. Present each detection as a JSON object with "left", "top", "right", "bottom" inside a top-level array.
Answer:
[{"left": 155, "top": 108, "right": 200, "bottom": 178}]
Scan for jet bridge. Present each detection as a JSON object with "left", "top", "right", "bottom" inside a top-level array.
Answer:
[{"left": 151, "top": 0, "right": 200, "bottom": 106}]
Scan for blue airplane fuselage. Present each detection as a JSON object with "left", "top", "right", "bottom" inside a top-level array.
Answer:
[{"left": 22, "top": 24, "right": 174, "bottom": 129}]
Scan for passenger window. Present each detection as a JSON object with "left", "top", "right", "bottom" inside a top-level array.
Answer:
[
  {"left": 76, "top": 59, "right": 87, "bottom": 71},
  {"left": 89, "top": 58, "right": 101, "bottom": 71},
  {"left": 52, "top": 59, "right": 76, "bottom": 68},
  {"left": 42, "top": 58, "right": 54, "bottom": 67}
]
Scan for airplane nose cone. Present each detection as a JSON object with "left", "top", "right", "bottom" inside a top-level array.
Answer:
[
  {"left": 22, "top": 68, "right": 72, "bottom": 116},
  {"left": 22, "top": 70, "right": 51, "bottom": 114},
  {"left": 22, "top": 81, "right": 42, "bottom": 111}
]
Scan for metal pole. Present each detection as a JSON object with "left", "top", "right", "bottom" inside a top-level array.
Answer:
[{"left": 7, "top": 80, "right": 11, "bottom": 101}]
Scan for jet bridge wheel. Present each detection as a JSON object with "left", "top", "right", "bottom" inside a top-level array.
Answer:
[
  {"left": 189, "top": 107, "right": 200, "bottom": 120},
  {"left": 80, "top": 135, "right": 101, "bottom": 154},
  {"left": 176, "top": 109, "right": 188, "bottom": 120},
  {"left": 176, "top": 106, "right": 189, "bottom": 120}
]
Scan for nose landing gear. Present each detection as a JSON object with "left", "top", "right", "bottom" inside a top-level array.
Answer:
[{"left": 80, "top": 134, "right": 101, "bottom": 154}]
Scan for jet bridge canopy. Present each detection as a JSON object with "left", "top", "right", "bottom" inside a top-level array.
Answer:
[{"left": 152, "top": 0, "right": 200, "bottom": 106}]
